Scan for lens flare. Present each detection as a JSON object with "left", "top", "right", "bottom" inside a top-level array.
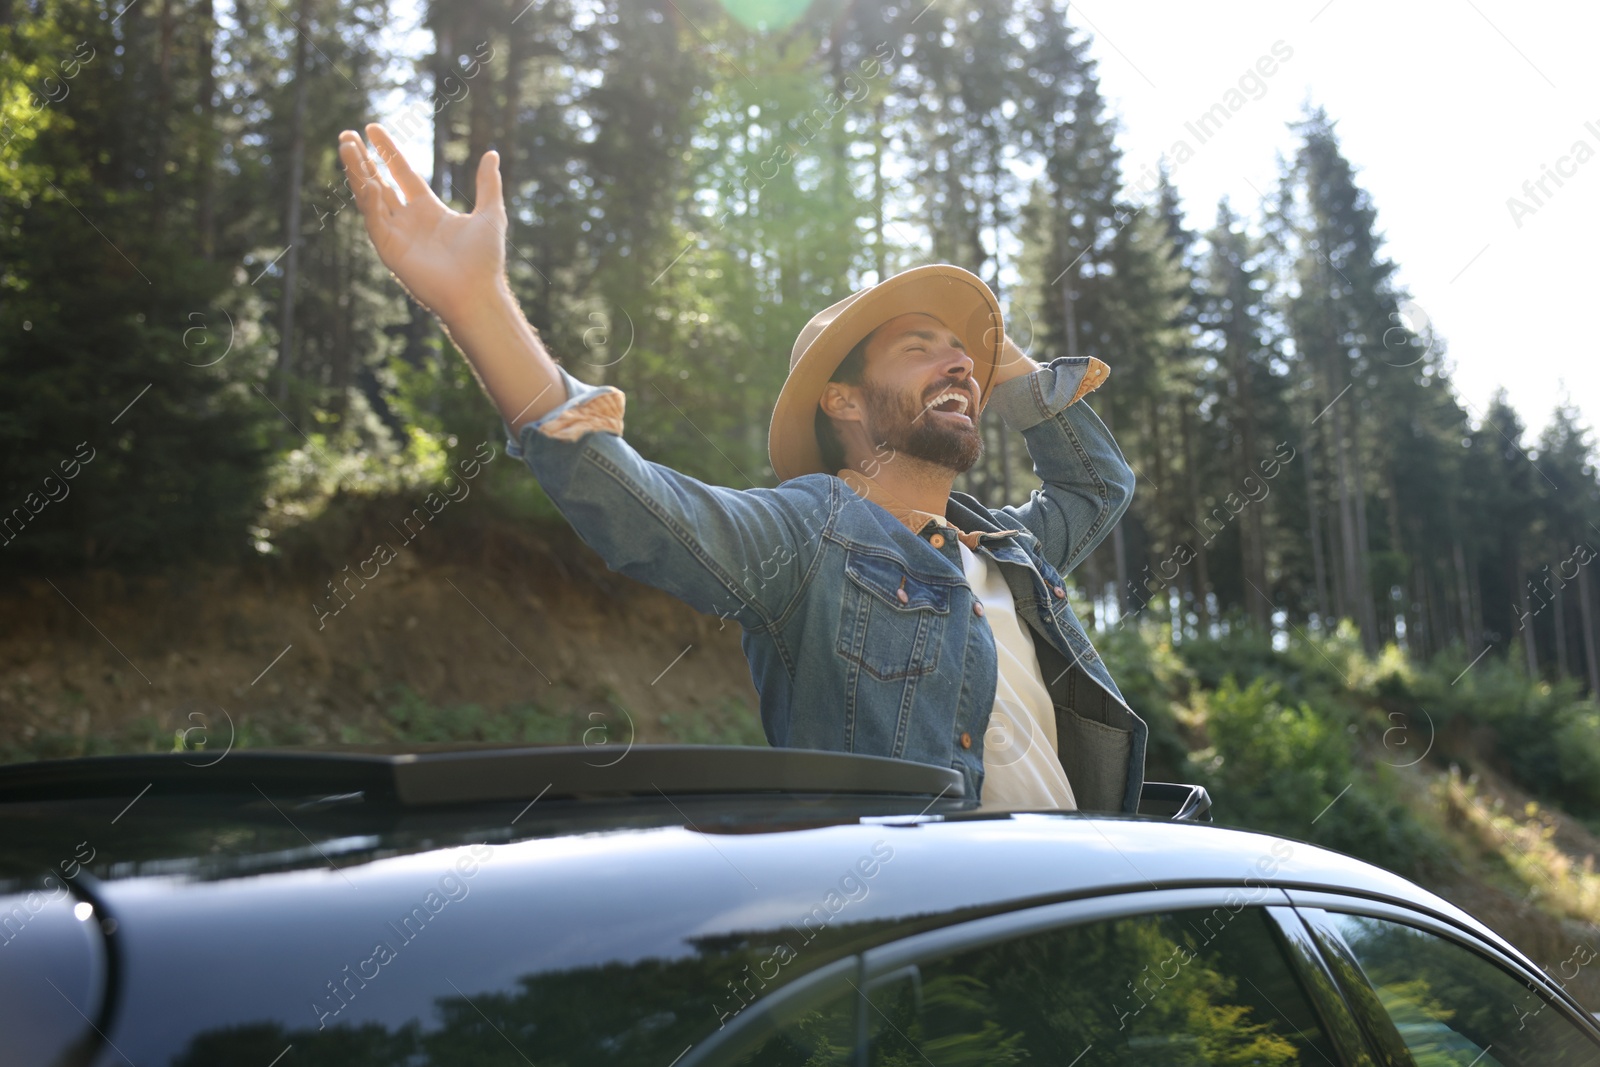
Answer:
[{"left": 717, "top": 0, "right": 812, "bottom": 32}]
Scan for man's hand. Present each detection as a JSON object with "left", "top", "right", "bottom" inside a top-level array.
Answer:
[
  {"left": 338, "top": 123, "right": 506, "bottom": 323},
  {"left": 337, "top": 122, "right": 567, "bottom": 433},
  {"left": 990, "top": 334, "right": 1043, "bottom": 389}
]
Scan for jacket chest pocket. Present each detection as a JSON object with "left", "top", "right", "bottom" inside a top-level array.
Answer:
[{"left": 836, "top": 548, "right": 959, "bottom": 681}]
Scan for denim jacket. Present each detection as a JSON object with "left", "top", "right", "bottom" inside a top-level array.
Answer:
[{"left": 504, "top": 356, "right": 1146, "bottom": 812}]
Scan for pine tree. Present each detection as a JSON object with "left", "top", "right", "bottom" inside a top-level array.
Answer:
[
  {"left": 0, "top": 0, "right": 271, "bottom": 571},
  {"left": 1196, "top": 199, "right": 1292, "bottom": 629}
]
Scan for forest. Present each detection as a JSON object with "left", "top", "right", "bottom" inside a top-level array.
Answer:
[{"left": 4, "top": 0, "right": 1596, "bottom": 690}]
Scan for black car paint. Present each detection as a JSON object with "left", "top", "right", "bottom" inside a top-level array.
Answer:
[{"left": 0, "top": 748, "right": 1594, "bottom": 1066}]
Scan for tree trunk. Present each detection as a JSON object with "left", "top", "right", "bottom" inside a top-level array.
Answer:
[
  {"left": 1553, "top": 580, "right": 1569, "bottom": 677},
  {"left": 1453, "top": 538, "right": 1474, "bottom": 648},
  {"left": 118, "top": 0, "right": 146, "bottom": 192},
  {"left": 465, "top": 16, "right": 492, "bottom": 200},
  {"left": 1469, "top": 559, "right": 1485, "bottom": 653},
  {"left": 400, "top": 12, "right": 456, "bottom": 375},
  {"left": 1233, "top": 344, "right": 1268, "bottom": 629},
  {"left": 1413, "top": 559, "right": 1431, "bottom": 658},
  {"left": 1102, "top": 406, "right": 1129, "bottom": 618},
  {"left": 872, "top": 97, "right": 886, "bottom": 280},
  {"left": 273, "top": 0, "right": 313, "bottom": 406},
  {"left": 1348, "top": 399, "right": 1378, "bottom": 650},
  {"left": 1180, "top": 401, "right": 1211, "bottom": 631},
  {"left": 1516, "top": 555, "right": 1538, "bottom": 676},
  {"left": 1579, "top": 562, "right": 1600, "bottom": 695},
  {"left": 195, "top": 0, "right": 218, "bottom": 260},
  {"left": 329, "top": 217, "right": 352, "bottom": 425},
  {"left": 433, "top": 19, "right": 453, "bottom": 201},
  {"left": 500, "top": 20, "right": 524, "bottom": 250},
  {"left": 1306, "top": 418, "right": 1331, "bottom": 627},
  {"left": 150, "top": 0, "right": 175, "bottom": 235},
  {"left": 1330, "top": 396, "right": 1361, "bottom": 635},
  {"left": 1384, "top": 472, "right": 1407, "bottom": 648},
  {"left": 1062, "top": 276, "right": 1079, "bottom": 360}
]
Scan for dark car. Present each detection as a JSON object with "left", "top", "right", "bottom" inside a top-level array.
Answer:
[{"left": 2, "top": 744, "right": 1597, "bottom": 1067}]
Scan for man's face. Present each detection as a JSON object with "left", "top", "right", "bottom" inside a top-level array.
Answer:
[{"left": 856, "top": 313, "right": 983, "bottom": 473}]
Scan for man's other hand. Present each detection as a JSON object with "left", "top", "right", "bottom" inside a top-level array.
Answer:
[{"left": 991, "top": 334, "right": 1044, "bottom": 389}]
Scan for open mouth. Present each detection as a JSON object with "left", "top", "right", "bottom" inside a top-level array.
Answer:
[{"left": 921, "top": 389, "right": 973, "bottom": 423}]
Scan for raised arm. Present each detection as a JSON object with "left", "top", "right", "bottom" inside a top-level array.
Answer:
[
  {"left": 985, "top": 338, "right": 1135, "bottom": 576},
  {"left": 337, "top": 124, "right": 820, "bottom": 628},
  {"left": 336, "top": 123, "right": 564, "bottom": 433}
]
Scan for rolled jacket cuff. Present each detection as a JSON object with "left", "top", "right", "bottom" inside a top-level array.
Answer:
[
  {"left": 986, "top": 356, "right": 1110, "bottom": 433},
  {"left": 503, "top": 365, "right": 626, "bottom": 459}
]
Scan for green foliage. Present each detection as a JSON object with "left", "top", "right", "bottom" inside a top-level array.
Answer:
[
  {"left": 380, "top": 684, "right": 578, "bottom": 745},
  {"left": 1, "top": 1, "right": 272, "bottom": 572},
  {"left": 1093, "top": 625, "right": 1461, "bottom": 874},
  {"left": 659, "top": 699, "right": 769, "bottom": 747},
  {"left": 1092, "top": 622, "right": 1194, "bottom": 780},
  {"left": 1399, "top": 650, "right": 1600, "bottom": 817},
  {"left": 1189, "top": 673, "right": 1440, "bottom": 873},
  {"left": 1194, "top": 675, "right": 1350, "bottom": 826}
]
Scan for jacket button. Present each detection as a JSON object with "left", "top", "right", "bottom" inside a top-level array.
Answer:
[
  {"left": 972, "top": 601, "right": 985, "bottom": 617},
  {"left": 960, "top": 732, "right": 972, "bottom": 749},
  {"left": 929, "top": 533, "right": 946, "bottom": 548},
  {"left": 1053, "top": 586, "right": 1067, "bottom": 599}
]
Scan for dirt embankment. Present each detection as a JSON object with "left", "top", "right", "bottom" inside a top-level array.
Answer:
[{"left": 0, "top": 504, "right": 760, "bottom": 758}]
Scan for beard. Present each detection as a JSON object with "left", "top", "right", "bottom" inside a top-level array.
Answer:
[{"left": 858, "top": 375, "right": 984, "bottom": 474}]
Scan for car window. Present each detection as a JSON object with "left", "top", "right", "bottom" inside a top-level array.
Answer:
[
  {"left": 725, "top": 984, "right": 857, "bottom": 1067},
  {"left": 1323, "top": 912, "right": 1600, "bottom": 1067},
  {"left": 846, "top": 905, "right": 1338, "bottom": 1066}
]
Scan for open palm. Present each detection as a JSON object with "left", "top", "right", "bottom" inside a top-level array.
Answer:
[{"left": 337, "top": 122, "right": 506, "bottom": 323}]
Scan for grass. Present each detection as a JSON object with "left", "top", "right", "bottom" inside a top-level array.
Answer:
[
  {"left": 0, "top": 685, "right": 766, "bottom": 765},
  {"left": 1437, "top": 766, "right": 1600, "bottom": 925}
]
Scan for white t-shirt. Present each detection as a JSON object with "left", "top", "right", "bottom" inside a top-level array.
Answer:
[{"left": 959, "top": 540, "right": 1078, "bottom": 812}]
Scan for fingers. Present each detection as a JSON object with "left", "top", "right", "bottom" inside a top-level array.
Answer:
[
  {"left": 475, "top": 149, "right": 507, "bottom": 221},
  {"left": 339, "top": 130, "right": 401, "bottom": 216},
  {"left": 364, "top": 122, "right": 434, "bottom": 205}
]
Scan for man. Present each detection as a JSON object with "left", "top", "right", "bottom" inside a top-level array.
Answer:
[{"left": 337, "top": 123, "right": 1146, "bottom": 812}]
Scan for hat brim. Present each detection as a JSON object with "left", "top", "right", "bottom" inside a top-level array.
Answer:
[{"left": 768, "top": 264, "right": 1005, "bottom": 482}]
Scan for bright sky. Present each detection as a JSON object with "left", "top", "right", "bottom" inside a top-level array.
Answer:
[{"left": 1075, "top": 0, "right": 1598, "bottom": 447}]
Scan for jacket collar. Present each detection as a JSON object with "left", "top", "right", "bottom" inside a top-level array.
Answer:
[{"left": 837, "top": 470, "right": 1025, "bottom": 550}]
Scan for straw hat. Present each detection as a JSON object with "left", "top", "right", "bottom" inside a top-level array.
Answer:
[{"left": 767, "top": 264, "right": 1005, "bottom": 482}]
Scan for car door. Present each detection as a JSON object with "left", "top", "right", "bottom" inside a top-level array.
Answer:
[
  {"left": 686, "top": 887, "right": 1378, "bottom": 1066},
  {"left": 1286, "top": 892, "right": 1600, "bottom": 1067}
]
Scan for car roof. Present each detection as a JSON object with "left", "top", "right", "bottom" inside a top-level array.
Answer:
[
  {"left": 0, "top": 745, "right": 1524, "bottom": 1066},
  {"left": 0, "top": 745, "right": 1480, "bottom": 941}
]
